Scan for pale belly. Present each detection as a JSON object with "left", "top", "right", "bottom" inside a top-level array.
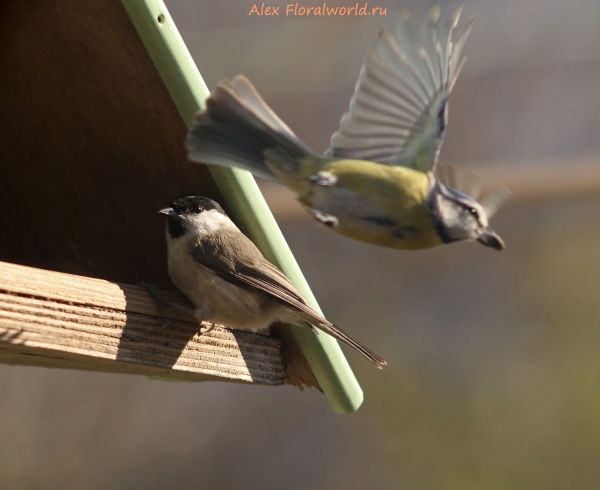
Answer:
[
  {"left": 306, "top": 184, "right": 443, "bottom": 250},
  {"left": 166, "top": 234, "right": 298, "bottom": 332}
]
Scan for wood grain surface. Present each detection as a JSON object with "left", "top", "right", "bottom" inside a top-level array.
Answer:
[{"left": 0, "top": 260, "right": 287, "bottom": 384}]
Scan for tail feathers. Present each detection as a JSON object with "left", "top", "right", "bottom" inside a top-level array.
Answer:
[
  {"left": 186, "top": 75, "right": 312, "bottom": 181},
  {"left": 297, "top": 312, "right": 387, "bottom": 369}
]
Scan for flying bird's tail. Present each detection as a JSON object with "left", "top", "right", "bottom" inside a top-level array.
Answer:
[{"left": 186, "top": 75, "right": 311, "bottom": 181}]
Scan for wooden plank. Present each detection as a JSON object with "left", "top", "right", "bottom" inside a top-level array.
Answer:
[
  {"left": 0, "top": 261, "right": 286, "bottom": 385},
  {"left": 0, "top": 0, "right": 317, "bottom": 390}
]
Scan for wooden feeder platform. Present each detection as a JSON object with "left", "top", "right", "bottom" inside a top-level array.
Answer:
[{"left": 0, "top": 0, "right": 363, "bottom": 412}]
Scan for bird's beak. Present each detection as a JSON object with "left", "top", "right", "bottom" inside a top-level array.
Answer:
[
  {"left": 477, "top": 226, "right": 505, "bottom": 251},
  {"left": 158, "top": 207, "right": 177, "bottom": 218}
]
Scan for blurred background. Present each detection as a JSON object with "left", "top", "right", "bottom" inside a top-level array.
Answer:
[{"left": 3, "top": 0, "right": 600, "bottom": 488}]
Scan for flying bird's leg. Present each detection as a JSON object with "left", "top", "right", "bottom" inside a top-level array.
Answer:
[
  {"left": 307, "top": 208, "right": 339, "bottom": 228},
  {"left": 309, "top": 171, "right": 338, "bottom": 187}
]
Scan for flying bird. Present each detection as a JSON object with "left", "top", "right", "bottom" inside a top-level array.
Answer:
[{"left": 186, "top": 6, "right": 509, "bottom": 251}]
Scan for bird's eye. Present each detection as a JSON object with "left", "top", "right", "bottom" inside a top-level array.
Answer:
[
  {"left": 194, "top": 205, "right": 203, "bottom": 213},
  {"left": 469, "top": 208, "right": 479, "bottom": 218}
]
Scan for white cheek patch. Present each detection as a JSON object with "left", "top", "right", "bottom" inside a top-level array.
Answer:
[
  {"left": 438, "top": 199, "right": 480, "bottom": 240},
  {"left": 190, "top": 209, "right": 236, "bottom": 235},
  {"left": 439, "top": 201, "right": 463, "bottom": 229}
]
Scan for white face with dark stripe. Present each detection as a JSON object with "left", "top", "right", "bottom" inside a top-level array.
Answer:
[{"left": 433, "top": 185, "right": 504, "bottom": 250}]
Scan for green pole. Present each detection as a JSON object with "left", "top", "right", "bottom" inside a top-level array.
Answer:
[{"left": 121, "top": 0, "right": 364, "bottom": 413}]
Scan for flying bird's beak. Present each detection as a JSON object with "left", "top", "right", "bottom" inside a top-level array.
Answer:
[
  {"left": 158, "top": 207, "right": 177, "bottom": 218},
  {"left": 477, "top": 226, "right": 505, "bottom": 251}
]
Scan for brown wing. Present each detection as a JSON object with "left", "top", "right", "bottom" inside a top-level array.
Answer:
[
  {"left": 234, "top": 261, "right": 327, "bottom": 323},
  {"left": 191, "top": 229, "right": 387, "bottom": 368}
]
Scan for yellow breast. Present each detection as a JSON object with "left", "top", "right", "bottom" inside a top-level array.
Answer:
[{"left": 292, "top": 157, "right": 444, "bottom": 250}]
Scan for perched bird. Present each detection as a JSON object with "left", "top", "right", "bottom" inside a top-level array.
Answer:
[
  {"left": 186, "top": 7, "right": 509, "bottom": 251},
  {"left": 158, "top": 194, "right": 386, "bottom": 368}
]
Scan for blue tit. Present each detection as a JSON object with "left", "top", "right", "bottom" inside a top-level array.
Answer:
[{"left": 186, "top": 6, "right": 509, "bottom": 251}]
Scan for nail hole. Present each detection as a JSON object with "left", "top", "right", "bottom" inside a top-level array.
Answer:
[{"left": 157, "top": 14, "right": 165, "bottom": 23}]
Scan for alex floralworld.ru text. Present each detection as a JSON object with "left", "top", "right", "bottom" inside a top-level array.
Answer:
[{"left": 249, "top": 3, "right": 388, "bottom": 16}]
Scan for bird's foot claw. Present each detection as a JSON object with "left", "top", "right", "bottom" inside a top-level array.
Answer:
[
  {"left": 138, "top": 282, "right": 173, "bottom": 330},
  {"left": 138, "top": 282, "right": 178, "bottom": 308},
  {"left": 200, "top": 323, "right": 217, "bottom": 335},
  {"left": 157, "top": 318, "right": 171, "bottom": 330}
]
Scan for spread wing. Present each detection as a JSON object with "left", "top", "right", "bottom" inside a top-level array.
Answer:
[
  {"left": 191, "top": 230, "right": 386, "bottom": 368},
  {"left": 325, "top": 6, "right": 473, "bottom": 173}
]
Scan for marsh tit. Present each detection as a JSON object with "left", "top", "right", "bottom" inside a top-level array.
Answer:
[
  {"left": 159, "top": 195, "right": 386, "bottom": 368},
  {"left": 186, "top": 7, "right": 509, "bottom": 251}
]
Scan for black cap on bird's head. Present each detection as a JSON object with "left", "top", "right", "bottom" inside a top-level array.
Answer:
[
  {"left": 158, "top": 195, "right": 227, "bottom": 238},
  {"left": 158, "top": 194, "right": 226, "bottom": 219}
]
